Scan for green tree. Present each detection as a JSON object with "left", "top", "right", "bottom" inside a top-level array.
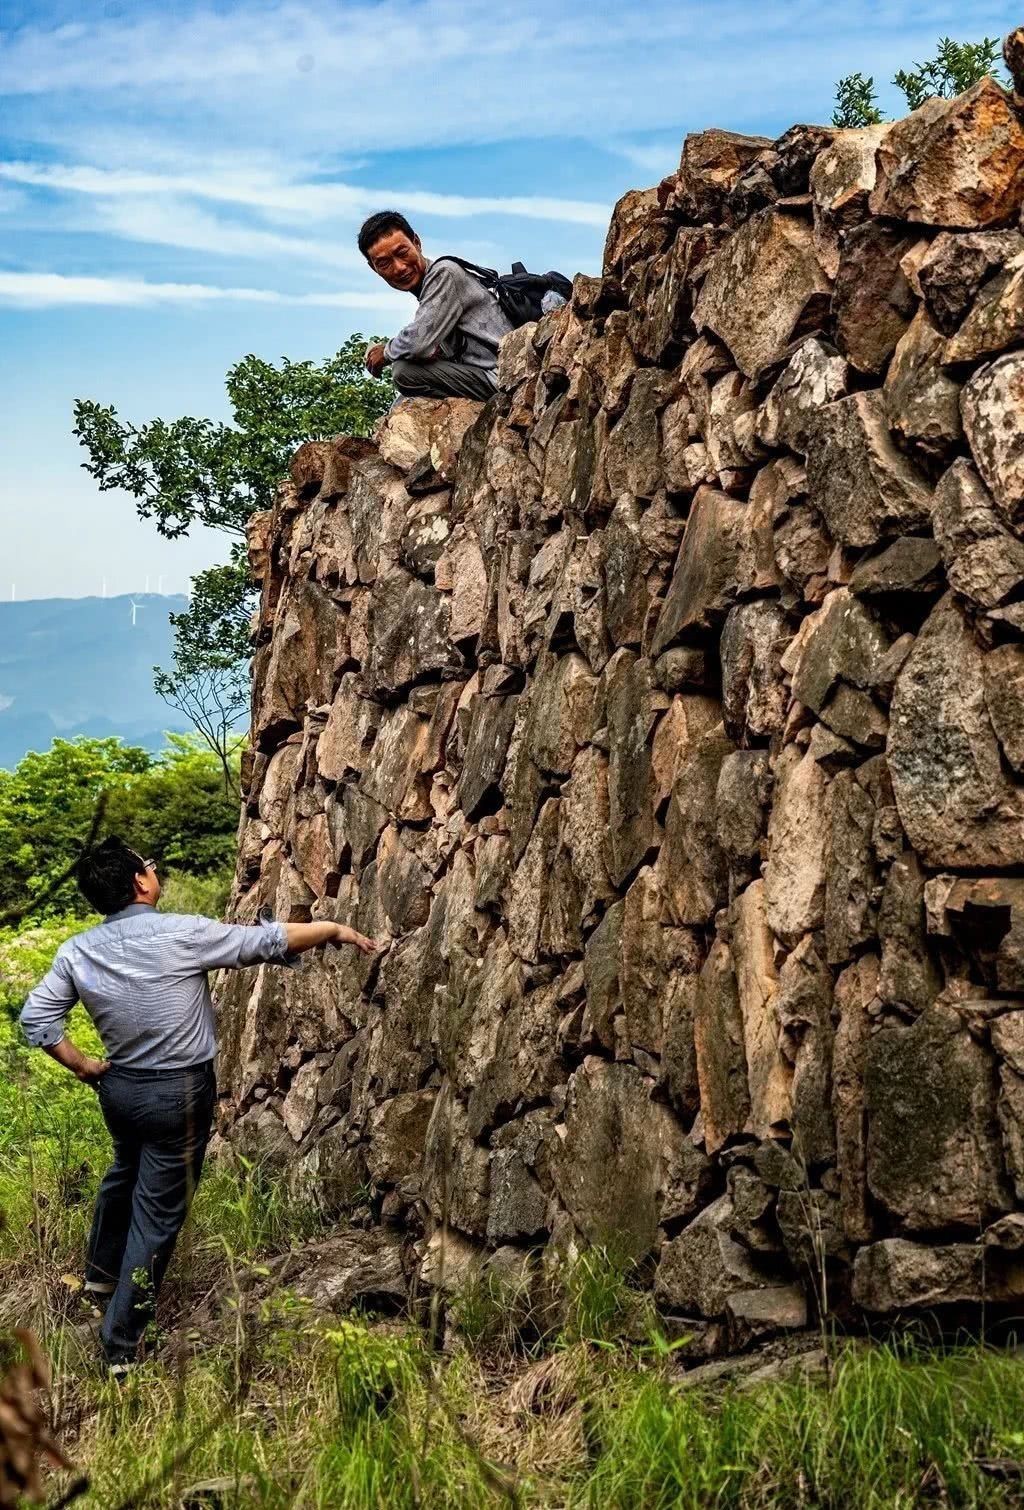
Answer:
[
  {"left": 73, "top": 336, "right": 392, "bottom": 542},
  {"left": 0, "top": 735, "right": 240, "bottom": 921},
  {"left": 833, "top": 34, "right": 1008, "bottom": 127},
  {"left": 105, "top": 734, "right": 242, "bottom": 876},
  {"left": 0, "top": 738, "right": 150, "bottom": 920},
  {"left": 73, "top": 335, "right": 393, "bottom": 730},
  {"left": 153, "top": 557, "right": 251, "bottom": 794}
]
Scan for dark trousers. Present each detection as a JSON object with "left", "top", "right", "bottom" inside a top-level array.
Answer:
[
  {"left": 391, "top": 356, "right": 497, "bottom": 401},
  {"left": 86, "top": 1061, "right": 216, "bottom": 1364}
]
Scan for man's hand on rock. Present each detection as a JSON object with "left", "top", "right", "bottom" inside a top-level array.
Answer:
[
  {"left": 331, "top": 923, "right": 379, "bottom": 956},
  {"left": 365, "top": 343, "right": 387, "bottom": 378}
]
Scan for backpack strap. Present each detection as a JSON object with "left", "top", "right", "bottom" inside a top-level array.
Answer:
[{"left": 431, "top": 255, "right": 500, "bottom": 288}]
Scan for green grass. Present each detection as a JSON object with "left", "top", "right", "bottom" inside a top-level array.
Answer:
[
  {"left": 580, "top": 1343, "right": 1024, "bottom": 1509},
  {"left": 23, "top": 1323, "right": 1024, "bottom": 1509},
  {"left": 8, "top": 919, "right": 1024, "bottom": 1507}
]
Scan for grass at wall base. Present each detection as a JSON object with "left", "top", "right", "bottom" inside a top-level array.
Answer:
[{"left": 6, "top": 926, "right": 1024, "bottom": 1507}]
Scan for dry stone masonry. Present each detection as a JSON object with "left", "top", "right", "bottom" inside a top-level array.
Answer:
[{"left": 218, "top": 37, "right": 1024, "bottom": 1344}]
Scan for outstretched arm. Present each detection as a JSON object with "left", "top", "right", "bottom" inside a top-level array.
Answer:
[
  {"left": 284, "top": 921, "right": 377, "bottom": 956},
  {"left": 190, "top": 915, "right": 378, "bottom": 971}
]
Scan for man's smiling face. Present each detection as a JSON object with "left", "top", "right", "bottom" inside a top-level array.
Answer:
[{"left": 366, "top": 229, "right": 428, "bottom": 292}]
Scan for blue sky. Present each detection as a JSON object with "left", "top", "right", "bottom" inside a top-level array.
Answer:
[{"left": 1, "top": 0, "right": 1017, "bottom": 601}]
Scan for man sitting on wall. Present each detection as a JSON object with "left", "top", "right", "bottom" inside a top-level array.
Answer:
[
  {"left": 19, "top": 837, "right": 377, "bottom": 1377},
  {"left": 359, "top": 210, "right": 513, "bottom": 401}
]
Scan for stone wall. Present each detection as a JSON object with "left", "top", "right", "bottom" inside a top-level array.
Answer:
[{"left": 218, "top": 43, "right": 1024, "bottom": 1341}]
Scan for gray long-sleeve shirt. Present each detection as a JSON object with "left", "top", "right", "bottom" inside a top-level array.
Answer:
[
  {"left": 19, "top": 904, "right": 294, "bottom": 1070},
  {"left": 383, "top": 257, "right": 513, "bottom": 379}
]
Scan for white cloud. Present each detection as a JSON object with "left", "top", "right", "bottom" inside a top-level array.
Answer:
[
  {"left": 2, "top": 0, "right": 1011, "bottom": 157},
  {"left": 607, "top": 139, "right": 682, "bottom": 178},
  {"left": 90, "top": 195, "right": 368, "bottom": 270},
  {"left": 0, "top": 270, "right": 409, "bottom": 309},
  {"left": 0, "top": 160, "right": 610, "bottom": 228}
]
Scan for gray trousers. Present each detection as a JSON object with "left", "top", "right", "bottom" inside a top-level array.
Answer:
[
  {"left": 85, "top": 1060, "right": 215, "bottom": 1364},
  {"left": 391, "top": 357, "right": 497, "bottom": 401}
]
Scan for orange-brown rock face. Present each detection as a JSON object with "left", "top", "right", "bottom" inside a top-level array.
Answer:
[{"left": 219, "top": 48, "right": 1024, "bottom": 1341}]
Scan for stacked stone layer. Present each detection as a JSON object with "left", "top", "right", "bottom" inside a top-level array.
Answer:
[{"left": 220, "top": 55, "right": 1024, "bottom": 1337}]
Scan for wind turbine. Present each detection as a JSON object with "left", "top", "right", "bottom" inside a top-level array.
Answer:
[{"left": 129, "top": 598, "right": 144, "bottom": 628}]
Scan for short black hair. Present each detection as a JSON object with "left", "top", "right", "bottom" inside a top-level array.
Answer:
[
  {"left": 76, "top": 836, "right": 146, "bottom": 915},
  {"left": 358, "top": 210, "right": 417, "bottom": 258}
]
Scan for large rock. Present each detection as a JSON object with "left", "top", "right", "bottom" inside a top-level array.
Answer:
[
  {"left": 931, "top": 459, "right": 1024, "bottom": 611},
  {"left": 376, "top": 397, "right": 483, "bottom": 476},
  {"left": 993, "top": 1012, "right": 1024, "bottom": 1201},
  {"left": 628, "top": 227, "right": 725, "bottom": 367},
  {"left": 551, "top": 1059, "right": 710, "bottom": 1259},
  {"left": 651, "top": 487, "right": 748, "bottom": 652},
  {"left": 833, "top": 221, "right": 917, "bottom": 375},
  {"left": 832, "top": 956, "right": 879, "bottom": 1243},
  {"left": 457, "top": 693, "right": 519, "bottom": 820},
  {"left": 732, "top": 880, "right": 792, "bottom": 1139},
  {"left": 824, "top": 765, "right": 881, "bottom": 967},
  {"left": 809, "top": 124, "right": 890, "bottom": 279},
  {"left": 878, "top": 854, "right": 941, "bottom": 1017},
  {"left": 764, "top": 745, "right": 829, "bottom": 944},
  {"left": 787, "top": 588, "right": 891, "bottom": 728},
  {"left": 422, "top": 1087, "right": 491, "bottom": 1238},
  {"left": 488, "top": 1113, "right": 551, "bottom": 1243},
  {"left": 865, "top": 1003, "right": 1011, "bottom": 1232},
  {"left": 962, "top": 353, "right": 1024, "bottom": 532},
  {"left": 889, "top": 594, "right": 1024, "bottom": 867},
  {"left": 654, "top": 1195, "right": 768, "bottom": 1317},
  {"left": 658, "top": 724, "right": 734, "bottom": 926},
  {"left": 366, "top": 569, "right": 460, "bottom": 695},
  {"left": 853, "top": 1239, "right": 1024, "bottom": 1312},
  {"left": 694, "top": 931, "right": 750, "bottom": 1155},
  {"left": 720, "top": 601, "right": 790, "bottom": 742},
  {"left": 805, "top": 392, "right": 932, "bottom": 549},
  {"left": 366, "top": 1089, "right": 436, "bottom": 1187},
  {"left": 560, "top": 746, "right": 617, "bottom": 925},
  {"left": 275, "top": 1229, "right": 408, "bottom": 1313},
  {"left": 674, "top": 128, "right": 773, "bottom": 222},
  {"left": 985, "top": 644, "right": 1024, "bottom": 777},
  {"left": 693, "top": 211, "right": 831, "bottom": 380},
  {"left": 603, "top": 651, "right": 654, "bottom": 888},
  {"left": 870, "top": 79, "right": 1024, "bottom": 228},
  {"left": 716, "top": 750, "right": 772, "bottom": 886},
  {"left": 756, "top": 337, "right": 848, "bottom": 455},
  {"left": 776, "top": 936, "right": 835, "bottom": 1168},
  {"left": 467, "top": 979, "right": 563, "bottom": 1138},
  {"left": 884, "top": 308, "right": 963, "bottom": 461},
  {"left": 917, "top": 229, "right": 1024, "bottom": 334},
  {"left": 945, "top": 251, "right": 1024, "bottom": 364}
]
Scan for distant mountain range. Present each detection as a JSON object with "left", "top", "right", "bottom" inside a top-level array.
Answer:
[{"left": 0, "top": 594, "right": 196, "bottom": 769}]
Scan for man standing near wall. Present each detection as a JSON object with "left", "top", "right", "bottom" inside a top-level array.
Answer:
[
  {"left": 19, "top": 837, "right": 376, "bottom": 1376},
  {"left": 359, "top": 210, "right": 513, "bottom": 400}
]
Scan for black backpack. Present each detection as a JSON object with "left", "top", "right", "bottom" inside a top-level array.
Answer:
[{"left": 436, "top": 256, "right": 573, "bottom": 334}]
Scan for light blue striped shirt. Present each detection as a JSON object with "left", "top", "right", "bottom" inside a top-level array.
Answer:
[{"left": 19, "top": 904, "right": 293, "bottom": 1070}]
